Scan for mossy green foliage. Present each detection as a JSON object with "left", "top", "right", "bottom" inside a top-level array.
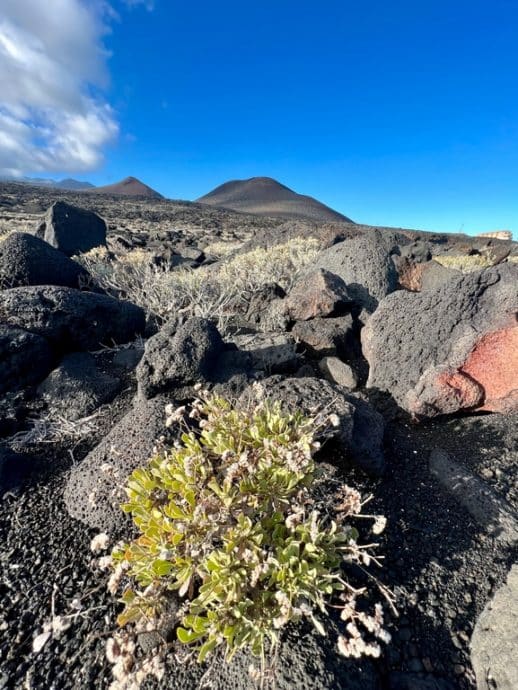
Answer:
[{"left": 112, "top": 394, "right": 372, "bottom": 664}]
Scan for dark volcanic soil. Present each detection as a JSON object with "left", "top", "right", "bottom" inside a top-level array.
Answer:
[{"left": 1, "top": 383, "right": 516, "bottom": 688}]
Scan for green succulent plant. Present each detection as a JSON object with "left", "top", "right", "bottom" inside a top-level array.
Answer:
[{"left": 110, "top": 390, "right": 390, "bottom": 674}]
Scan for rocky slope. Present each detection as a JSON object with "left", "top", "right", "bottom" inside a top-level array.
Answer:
[{"left": 0, "top": 181, "right": 516, "bottom": 690}]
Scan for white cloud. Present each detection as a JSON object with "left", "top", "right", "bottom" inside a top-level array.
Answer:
[{"left": 0, "top": 0, "right": 119, "bottom": 176}]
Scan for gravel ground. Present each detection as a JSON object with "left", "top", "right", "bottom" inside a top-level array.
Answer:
[{"left": 1, "top": 400, "right": 516, "bottom": 690}]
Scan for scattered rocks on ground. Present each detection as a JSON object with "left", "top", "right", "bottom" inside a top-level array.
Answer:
[
  {"left": 0, "top": 232, "right": 89, "bottom": 289},
  {"left": 137, "top": 317, "right": 224, "bottom": 399},
  {"left": 0, "top": 285, "right": 146, "bottom": 353},
  {"left": 362, "top": 264, "right": 518, "bottom": 417},
  {"left": 30, "top": 200, "right": 107, "bottom": 256},
  {"left": 37, "top": 353, "right": 122, "bottom": 421}
]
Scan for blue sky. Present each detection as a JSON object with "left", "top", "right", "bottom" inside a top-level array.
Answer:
[{"left": 1, "top": 1, "right": 517, "bottom": 236}]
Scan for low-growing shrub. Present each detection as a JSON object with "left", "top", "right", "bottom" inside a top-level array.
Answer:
[
  {"left": 434, "top": 254, "right": 493, "bottom": 273},
  {"left": 77, "top": 238, "right": 320, "bottom": 333},
  {"left": 106, "top": 388, "right": 391, "bottom": 687}
]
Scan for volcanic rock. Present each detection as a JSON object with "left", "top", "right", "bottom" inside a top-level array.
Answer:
[
  {"left": 471, "top": 564, "right": 518, "bottom": 690},
  {"left": 308, "top": 230, "right": 398, "bottom": 312},
  {"left": 137, "top": 317, "right": 224, "bottom": 399},
  {"left": 0, "top": 286, "right": 145, "bottom": 353},
  {"left": 284, "top": 268, "right": 352, "bottom": 321},
  {"left": 292, "top": 315, "right": 356, "bottom": 358},
  {"left": 0, "top": 232, "right": 89, "bottom": 289},
  {"left": 0, "top": 324, "right": 53, "bottom": 394},
  {"left": 31, "top": 201, "right": 107, "bottom": 256},
  {"left": 242, "top": 376, "right": 385, "bottom": 474},
  {"left": 362, "top": 264, "right": 518, "bottom": 417},
  {"left": 229, "top": 333, "right": 300, "bottom": 374},
  {"left": 319, "top": 356, "right": 358, "bottom": 389},
  {"left": 37, "top": 353, "right": 122, "bottom": 421},
  {"left": 63, "top": 395, "right": 170, "bottom": 534}
]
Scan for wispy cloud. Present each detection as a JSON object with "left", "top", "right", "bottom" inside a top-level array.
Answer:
[
  {"left": 122, "top": 0, "right": 155, "bottom": 10},
  {"left": 0, "top": 0, "right": 119, "bottom": 176}
]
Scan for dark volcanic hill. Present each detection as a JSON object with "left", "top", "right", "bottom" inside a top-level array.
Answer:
[
  {"left": 93, "top": 176, "right": 163, "bottom": 199},
  {"left": 197, "top": 176, "right": 352, "bottom": 222}
]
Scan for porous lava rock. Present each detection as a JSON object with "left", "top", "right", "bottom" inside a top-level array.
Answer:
[
  {"left": 229, "top": 332, "right": 300, "bottom": 374},
  {"left": 471, "top": 564, "right": 518, "bottom": 690},
  {"left": 292, "top": 315, "right": 356, "bottom": 358},
  {"left": 37, "top": 353, "right": 122, "bottom": 421},
  {"left": 137, "top": 317, "right": 224, "bottom": 399},
  {"left": 241, "top": 376, "right": 385, "bottom": 474},
  {"left": 319, "top": 356, "right": 358, "bottom": 389},
  {"left": 0, "top": 286, "right": 145, "bottom": 353},
  {"left": 0, "top": 324, "right": 53, "bottom": 394},
  {"left": 362, "top": 264, "right": 518, "bottom": 417},
  {"left": 31, "top": 201, "right": 107, "bottom": 256},
  {"left": 284, "top": 268, "right": 352, "bottom": 321},
  {"left": 64, "top": 395, "right": 170, "bottom": 534},
  {"left": 0, "top": 232, "right": 89, "bottom": 289},
  {"left": 307, "top": 230, "right": 398, "bottom": 312}
]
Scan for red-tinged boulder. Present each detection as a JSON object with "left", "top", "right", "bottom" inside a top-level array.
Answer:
[{"left": 362, "top": 264, "right": 518, "bottom": 418}]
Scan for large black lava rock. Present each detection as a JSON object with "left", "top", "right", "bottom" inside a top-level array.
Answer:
[
  {"left": 0, "top": 323, "right": 53, "bottom": 394},
  {"left": 0, "top": 232, "right": 88, "bottom": 289},
  {"left": 0, "top": 286, "right": 145, "bottom": 353},
  {"left": 31, "top": 201, "right": 107, "bottom": 256}
]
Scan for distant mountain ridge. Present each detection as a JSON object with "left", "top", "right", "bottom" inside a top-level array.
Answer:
[
  {"left": 0, "top": 176, "right": 94, "bottom": 190},
  {"left": 197, "top": 176, "right": 352, "bottom": 222},
  {"left": 92, "top": 176, "right": 163, "bottom": 199}
]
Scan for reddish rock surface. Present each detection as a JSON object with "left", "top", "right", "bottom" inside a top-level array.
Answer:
[
  {"left": 284, "top": 268, "right": 351, "bottom": 321},
  {"left": 461, "top": 325, "right": 518, "bottom": 412}
]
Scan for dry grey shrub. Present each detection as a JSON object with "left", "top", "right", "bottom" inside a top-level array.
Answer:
[{"left": 75, "top": 239, "right": 319, "bottom": 334}]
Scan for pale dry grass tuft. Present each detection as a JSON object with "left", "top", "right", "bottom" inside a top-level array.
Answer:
[{"left": 434, "top": 254, "right": 493, "bottom": 273}]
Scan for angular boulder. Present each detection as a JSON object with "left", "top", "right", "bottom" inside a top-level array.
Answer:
[
  {"left": 137, "top": 317, "right": 224, "bottom": 399},
  {"left": 241, "top": 376, "right": 385, "bottom": 474},
  {"left": 284, "top": 268, "right": 352, "bottom": 321},
  {"left": 308, "top": 230, "right": 398, "bottom": 312},
  {"left": 31, "top": 201, "right": 107, "bottom": 256},
  {"left": 37, "top": 353, "right": 122, "bottom": 421},
  {"left": 362, "top": 264, "right": 518, "bottom": 417},
  {"left": 292, "top": 315, "right": 356, "bottom": 358},
  {"left": 64, "top": 395, "right": 169, "bottom": 534},
  {"left": 229, "top": 333, "right": 300, "bottom": 374},
  {"left": 0, "top": 324, "right": 53, "bottom": 394},
  {"left": 0, "top": 286, "right": 145, "bottom": 353},
  {"left": 0, "top": 232, "right": 89, "bottom": 289}
]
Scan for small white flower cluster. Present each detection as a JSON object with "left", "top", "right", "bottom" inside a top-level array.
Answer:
[
  {"left": 90, "top": 532, "right": 110, "bottom": 553},
  {"left": 337, "top": 603, "right": 391, "bottom": 659},
  {"left": 107, "top": 560, "right": 130, "bottom": 596}
]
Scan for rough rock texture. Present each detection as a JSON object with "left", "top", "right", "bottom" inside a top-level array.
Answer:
[
  {"left": 230, "top": 333, "right": 300, "bottom": 374},
  {"left": 0, "top": 286, "right": 145, "bottom": 352},
  {"left": 228, "top": 283, "right": 289, "bottom": 332},
  {"left": 37, "top": 353, "right": 122, "bottom": 421},
  {"left": 31, "top": 201, "right": 107, "bottom": 256},
  {"left": 137, "top": 317, "right": 224, "bottom": 399},
  {"left": 242, "top": 376, "right": 385, "bottom": 474},
  {"left": 63, "top": 395, "right": 169, "bottom": 534},
  {"left": 319, "top": 356, "right": 358, "bottom": 388},
  {"left": 292, "top": 315, "right": 356, "bottom": 358},
  {"left": 0, "top": 232, "right": 88, "bottom": 289},
  {"left": 362, "top": 265, "right": 518, "bottom": 417},
  {"left": 308, "top": 230, "right": 399, "bottom": 312},
  {"left": 0, "top": 324, "right": 53, "bottom": 394},
  {"left": 470, "top": 565, "right": 518, "bottom": 690},
  {"left": 284, "top": 268, "right": 352, "bottom": 321}
]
